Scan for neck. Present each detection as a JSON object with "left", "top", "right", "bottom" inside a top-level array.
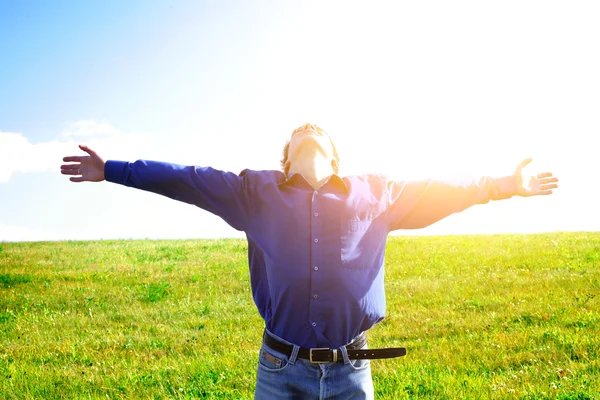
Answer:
[{"left": 288, "top": 151, "right": 334, "bottom": 189}]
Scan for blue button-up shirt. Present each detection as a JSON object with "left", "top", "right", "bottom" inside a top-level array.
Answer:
[{"left": 105, "top": 160, "right": 517, "bottom": 348}]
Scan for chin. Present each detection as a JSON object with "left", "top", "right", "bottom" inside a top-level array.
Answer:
[{"left": 289, "top": 140, "right": 311, "bottom": 154}]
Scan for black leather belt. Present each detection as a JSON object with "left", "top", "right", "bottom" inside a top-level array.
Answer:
[{"left": 263, "top": 332, "right": 406, "bottom": 364}]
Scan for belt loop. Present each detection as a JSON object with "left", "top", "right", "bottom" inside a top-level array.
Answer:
[
  {"left": 339, "top": 345, "right": 350, "bottom": 364},
  {"left": 289, "top": 344, "right": 300, "bottom": 365}
]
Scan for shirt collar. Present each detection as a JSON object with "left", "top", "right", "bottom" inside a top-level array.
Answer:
[{"left": 278, "top": 172, "right": 348, "bottom": 193}]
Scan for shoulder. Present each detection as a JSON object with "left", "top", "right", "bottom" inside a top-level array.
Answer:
[{"left": 342, "top": 174, "right": 390, "bottom": 197}]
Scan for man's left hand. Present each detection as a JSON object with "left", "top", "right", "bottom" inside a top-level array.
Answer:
[{"left": 514, "top": 158, "right": 559, "bottom": 197}]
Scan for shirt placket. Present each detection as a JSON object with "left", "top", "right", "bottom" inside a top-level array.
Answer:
[{"left": 309, "top": 188, "right": 322, "bottom": 334}]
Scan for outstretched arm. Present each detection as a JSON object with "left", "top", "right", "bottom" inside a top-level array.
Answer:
[
  {"left": 61, "top": 145, "right": 105, "bottom": 182},
  {"left": 387, "top": 158, "right": 559, "bottom": 231},
  {"left": 60, "top": 144, "right": 251, "bottom": 231}
]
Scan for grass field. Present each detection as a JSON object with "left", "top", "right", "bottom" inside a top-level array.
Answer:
[{"left": 1, "top": 232, "right": 599, "bottom": 399}]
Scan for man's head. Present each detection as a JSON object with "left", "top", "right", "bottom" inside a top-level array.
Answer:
[{"left": 281, "top": 123, "right": 340, "bottom": 176}]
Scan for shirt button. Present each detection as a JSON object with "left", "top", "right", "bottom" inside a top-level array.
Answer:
[
  {"left": 313, "top": 294, "right": 318, "bottom": 299},
  {"left": 312, "top": 322, "right": 317, "bottom": 327},
  {"left": 315, "top": 191, "right": 318, "bottom": 195},
  {"left": 314, "top": 212, "right": 319, "bottom": 217},
  {"left": 314, "top": 266, "right": 318, "bottom": 271},
  {"left": 314, "top": 238, "right": 319, "bottom": 243}
]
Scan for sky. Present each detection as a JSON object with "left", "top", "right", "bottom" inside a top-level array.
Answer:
[{"left": 1, "top": 0, "right": 598, "bottom": 242}]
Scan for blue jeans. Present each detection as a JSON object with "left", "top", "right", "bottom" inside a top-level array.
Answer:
[{"left": 254, "top": 330, "right": 374, "bottom": 400}]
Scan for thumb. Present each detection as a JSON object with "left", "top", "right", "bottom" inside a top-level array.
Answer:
[
  {"left": 517, "top": 158, "right": 533, "bottom": 171},
  {"left": 79, "top": 144, "right": 98, "bottom": 158}
]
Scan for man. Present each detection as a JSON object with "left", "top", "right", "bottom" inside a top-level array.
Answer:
[{"left": 61, "top": 123, "right": 558, "bottom": 399}]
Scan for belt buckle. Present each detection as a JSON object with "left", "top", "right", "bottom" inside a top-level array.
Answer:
[{"left": 309, "top": 347, "right": 332, "bottom": 364}]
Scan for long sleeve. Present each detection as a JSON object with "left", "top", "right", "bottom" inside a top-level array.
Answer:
[
  {"left": 104, "top": 160, "right": 250, "bottom": 231},
  {"left": 385, "top": 175, "right": 518, "bottom": 231}
]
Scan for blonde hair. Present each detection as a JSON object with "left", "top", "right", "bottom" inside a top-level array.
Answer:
[
  {"left": 291, "top": 123, "right": 328, "bottom": 137},
  {"left": 281, "top": 123, "right": 340, "bottom": 176}
]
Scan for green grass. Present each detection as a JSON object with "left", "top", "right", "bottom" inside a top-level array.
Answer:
[{"left": 0, "top": 233, "right": 598, "bottom": 399}]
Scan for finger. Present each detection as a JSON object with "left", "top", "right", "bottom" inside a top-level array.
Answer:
[
  {"left": 79, "top": 144, "right": 98, "bottom": 158},
  {"left": 61, "top": 164, "right": 80, "bottom": 170},
  {"left": 517, "top": 158, "right": 533, "bottom": 170},
  {"left": 62, "top": 169, "right": 82, "bottom": 176},
  {"left": 63, "top": 156, "right": 83, "bottom": 162},
  {"left": 540, "top": 184, "right": 558, "bottom": 190},
  {"left": 536, "top": 172, "right": 553, "bottom": 179},
  {"left": 539, "top": 177, "right": 559, "bottom": 184},
  {"left": 538, "top": 190, "right": 553, "bottom": 195},
  {"left": 70, "top": 176, "right": 85, "bottom": 183}
]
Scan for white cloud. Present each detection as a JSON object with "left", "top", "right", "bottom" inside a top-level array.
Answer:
[
  {"left": 0, "top": 132, "right": 69, "bottom": 182},
  {"left": 0, "top": 118, "right": 283, "bottom": 185},
  {"left": 0, "top": 121, "right": 154, "bottom": 183},
  {"left": 59, "top": 120, "right": 120, "bottom": 139}
]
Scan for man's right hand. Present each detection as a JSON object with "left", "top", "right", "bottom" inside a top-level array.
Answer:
[{"left": 61, "top": 145, "right": 106, "bottom": 182}]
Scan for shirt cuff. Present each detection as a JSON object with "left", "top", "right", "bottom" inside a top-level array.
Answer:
[
  {"left": 104, "top": 160, "right": 128, "bottom": 184},
  {"left": 492, "top": 175, "right": 518, "bottom": 200}
]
